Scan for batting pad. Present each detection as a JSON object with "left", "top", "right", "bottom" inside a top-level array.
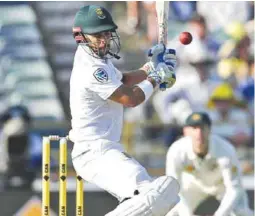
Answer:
[{"left": 105, "top": 176, "right": 180, "bottom": 216}]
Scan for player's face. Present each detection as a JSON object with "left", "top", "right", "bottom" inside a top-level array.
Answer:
[
  {"left": 184, "top": 125, "right": 210, "bottom": 155},
  {"left": 86, "top": 31, "right": 112, "bottom": 56}
]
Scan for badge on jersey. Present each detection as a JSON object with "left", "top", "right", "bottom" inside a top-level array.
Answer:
[
  {"left": 93, "top": 68, "right": 108, "bottom": 83},
  {"left": 184, "top": 165, "right": 195, "bottom": 173}
]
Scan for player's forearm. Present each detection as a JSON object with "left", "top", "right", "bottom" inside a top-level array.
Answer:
[
  {"left": 122, "top": 69, "right": 147, "bottom": 86},
  {"left": 125, "top": 78, "right": 156, "bottom": 107},
  {"left": 113, "top": 85, "right": 145, "bottom": 107},
  {"left": 109, "top": 78, "right": 156, "bottom": 107},
  {"left": 214, "top": 187, "right": 241, "bottom": 216}
]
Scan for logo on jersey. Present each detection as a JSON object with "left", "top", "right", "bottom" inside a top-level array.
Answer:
[
  {"left": 95, "top": 8, "right": 106, "bottom": 19},
  {"left": 184, "top": 165, "right": 195, "bottom": 173},
  {"left": 94, "top": 68, "right": 108, "bottom": 83}
]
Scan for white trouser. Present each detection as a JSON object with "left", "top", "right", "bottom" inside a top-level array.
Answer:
[
  {"left": 72, "top": 139, "right": 152, "bottom": 201},
  {"left": 105, "top": 176, "right": 180, "bottom": 216}
]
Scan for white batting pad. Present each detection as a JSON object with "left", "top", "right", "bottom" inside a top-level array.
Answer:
[{"left": 105, "top": 176, "right": 180, "bottom": 216}]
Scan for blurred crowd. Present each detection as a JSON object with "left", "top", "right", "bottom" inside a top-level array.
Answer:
[
  {"left": 0, "top": 1, "right": 254, "bottom": 191},
  {"left": 122, "top": 1, "right": 254, "bottom": 174}
]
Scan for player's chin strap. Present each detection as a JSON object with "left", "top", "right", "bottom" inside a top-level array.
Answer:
[{"left": 108, "top": 51, "right": 121, "bottom": 59}]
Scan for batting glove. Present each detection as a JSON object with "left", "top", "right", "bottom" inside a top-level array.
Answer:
[
  {"left": 147, "top": 70, "right": 163, "bottom": 85},
  {"left": 156, "top": 62, "right": 176, "bottom": 88},
  {"left": 164, "top": 49, "right": 177, "bottom": 71},
  {"left": 142, "top": 43, "right": 165, "bottom": 74},
  {"left": 147, "top": 62, "right": 176, "bottom": 87},
  {"left": 159, "top": 48, "right": 177, "bottom": 89}
]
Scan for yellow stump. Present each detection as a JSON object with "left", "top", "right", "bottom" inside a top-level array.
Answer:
[
  {"left": 42, "top": 137, "right": 50, "bottom": 216},
  {"left": 76, "top": 176, "right": 84, "bottom": 216},
  {"left": 59, "top": 138, "right": 67, "bottom": 216}
]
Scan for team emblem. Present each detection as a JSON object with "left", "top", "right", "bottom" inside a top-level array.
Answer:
[
  {"left": 93, "top": 68, "right": 108, "bottom": 83},
  {"left": 192, "top": 114, "right": 201, "bottom": 121},
  {"left": 95, "top": 8, "right": 106, "bottom": 19},
  {"left": 184, "top": 165, "right": 195, "bottom": 173}
]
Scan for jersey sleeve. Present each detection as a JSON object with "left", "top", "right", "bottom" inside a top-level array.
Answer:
[
  {"left": 166, "top": 141, "right": 193, "bottom": 216},
  {"left": 217, "top": 138, "right": 242, "bottom": 188},
  {"left": 214, "top": 138, "right": 243, "bottom": 216},
  {"left": 114, "top": 66, "right": 123, "bottom": 81},
  {"left": 87, "top": 65, "right": 123, "bottom": 100},
  {"left": 166, "top": 142, "right": 183, "bottom": 180}
]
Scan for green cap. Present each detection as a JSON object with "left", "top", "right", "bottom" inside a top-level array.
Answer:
[
  {"left": 184, "top": 112, "right": 211, "bottom": 127},
  {"left": 73, "top": 5, "right": 118, "bottom": 34}
]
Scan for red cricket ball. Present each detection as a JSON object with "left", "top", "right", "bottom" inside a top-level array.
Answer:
[{"left": 179, "top": 32, "right": 192, "bottom": 45}]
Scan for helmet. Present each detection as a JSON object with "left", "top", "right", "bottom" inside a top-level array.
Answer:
[
  {"left": 72, "top": 5, "right": 120, "bottom": 59},
  {"left": 73, "top": 5, "right": 118, "bottom": 34}
]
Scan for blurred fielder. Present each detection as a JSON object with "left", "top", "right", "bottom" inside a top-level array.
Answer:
[
  {"left": 69, "top": 5, "right": 179, "bottom": 216},
  {"left": 166, "top": 112, "right": 253, "bottom": 216}
]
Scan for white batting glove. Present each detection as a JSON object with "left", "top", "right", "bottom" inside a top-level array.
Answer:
[
  {"left": 156, "top": 62, "right": 176, "bottom": 88},
  {"left": 147, "top": 70, "right": 162, "bottom": 85},
  {"left": 142, "top": 61, "right": 155, "bottom": 75},
  {"left": 147, "top": 62, "right": 176, "bottom": 87},
  {"left": 160, "top": 49, "right": 177, "bottom": 89},
  {"left": 148, "top": 43, "right": 166, "bottom": 67},
  {"left": 142, "top": 43, "right": 165, "bottom": 74},
  {"left": 164, "top": 49, "right": 177, "bottom": 70}
]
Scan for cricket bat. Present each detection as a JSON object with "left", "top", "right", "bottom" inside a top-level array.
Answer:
[
  {"left": 156, "top": 1, "right": 169, "bottom": 46},
  {"left": 155, "top": 1, "right": 169, "bottom": 90}
]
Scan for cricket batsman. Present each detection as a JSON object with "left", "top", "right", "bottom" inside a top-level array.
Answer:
[
  {"left": 166, "top": 112, "right": 253, "bottom": 216},
  {"left": 69, "top": 5, "right": 179, "bottom": 216}
]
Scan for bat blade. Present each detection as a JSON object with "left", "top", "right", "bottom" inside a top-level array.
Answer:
[
  {"left": 156, "top": 1, "right": 169, "bottom": 91},
  {"left": 156, "top": 1, "right": 169, "bottom": 45}
]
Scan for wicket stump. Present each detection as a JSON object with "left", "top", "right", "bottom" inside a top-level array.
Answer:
[{"left": 42, "top": 135, "right": 84, "bottom": 216}]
